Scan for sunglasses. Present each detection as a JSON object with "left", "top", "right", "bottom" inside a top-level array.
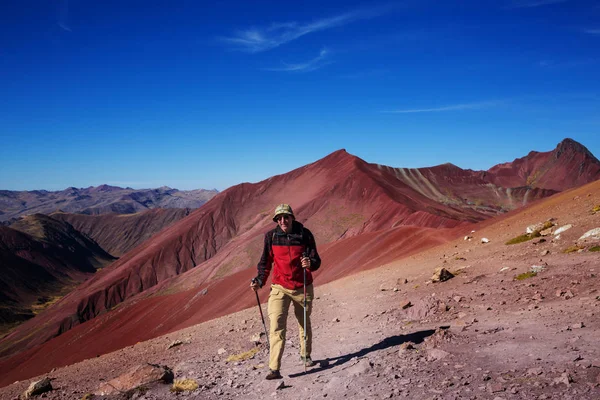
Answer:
[{"left": 275, "top": 214, "right": 291, "bottom": 221}]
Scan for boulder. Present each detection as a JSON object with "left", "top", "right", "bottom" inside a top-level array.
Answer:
[
  {"left": 431, "top": 268, "right": 454, "bottom": 283},
  {"left": 94, "top": 363, "right": 173, "bottom": 396},
  {"left": 22, "top": 377, "right": 52, "bottom": 399},
  {"left": 579, "top": 228, "right": 600, "bottom": 241}
]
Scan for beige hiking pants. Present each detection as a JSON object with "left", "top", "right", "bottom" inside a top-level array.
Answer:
[{"left": 267, "top": 283, "right": 314, "bottom": 371}]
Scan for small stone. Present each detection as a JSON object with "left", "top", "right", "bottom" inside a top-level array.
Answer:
[
  {"left": 571, "top": 322, "right": 585, "bottom": 329},
  {"left": 530, "top": 265, "right": 545, "bottom": 273},
  {"left": 527, "top": 367, "right": 543, "bottom": 376},
  {"left": 276, "top": 380, "right": 285, "bottom": 390},
  {"left": 218, "top": 348, "right": 227, "bottom": 355},
  {"left": 552, "top": 372, "right": 573, "bottom": 386},
  {"left": 564, "top": 290, "right": 574, "bottom": 300},
  {"left": 398, "top": 342, "right": 415, "bottom": 354},
  {"left": 427, "top": 349, "right": 450, "bottom": 361},
  {"left": 488, "top": 383, "right": 504, "bottom": 393},
  {"left": 400, "top": 300, "right": 412, "bottom": 310},
  {"left": 251, "top": 332, "right": 265, "bottom": 343},
  {"left": 167, "top": 340, "right": 184, "bottom": 349}
]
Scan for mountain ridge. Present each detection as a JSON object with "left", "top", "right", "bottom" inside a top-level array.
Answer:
[{"left": 0, "top": 186, "right": 218, "bottom": 223}]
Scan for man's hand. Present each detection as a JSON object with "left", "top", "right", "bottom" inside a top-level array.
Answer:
[
  {"left": 250, "top": 278, "right": 260, "bottom": 291},
  {"left": 301, "top": 256, "right": 311, "bottom": 269}
]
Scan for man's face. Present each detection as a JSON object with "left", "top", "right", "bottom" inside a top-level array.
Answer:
[{"left": 275, "top": 214, "right": 293, "bottom": 233}]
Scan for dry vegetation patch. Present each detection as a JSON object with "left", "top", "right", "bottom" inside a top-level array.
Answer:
[
  {"left": 563, "top": 245, "right": 585, "bottom": 253},
  {"left": 171, "top": 378, "right": 199, "bottom": 393},
  {"left": 506, "top": 231, "right": 541, "bottom": 245},
  {"left": 226, "top": 347, "right": 260, "bottom": 362},
  {"left": 515, "top": 271, "right": 537, "bottom": 280},
  {"left": 507, "top": 220, "right": 555, "bottom": 245}
]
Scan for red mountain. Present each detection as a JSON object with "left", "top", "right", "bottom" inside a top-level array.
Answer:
[
  {"left": 0, "top": 139, "right": 598, "bottom": 386},
  {"left": 487, "top": 138, "right": 600, "bottom": 191}
]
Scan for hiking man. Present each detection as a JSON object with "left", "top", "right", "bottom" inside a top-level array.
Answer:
[{"left": 251, "top": 204, "right": 321, "bottom": 380}]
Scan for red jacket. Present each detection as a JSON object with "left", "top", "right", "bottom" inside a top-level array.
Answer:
[{"left": 255, "top": 221, "right": 321, "bottom": 290}]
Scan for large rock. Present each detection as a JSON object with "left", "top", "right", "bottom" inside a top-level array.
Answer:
[
  {"left": 431, "top": 268, "right": 454, "bottom": 283},
  {"left": 579, "top": 228, "right": 600, "bottom": 241},
  {"left": 21, "top": 377, "right": 52, "bottom": 399},
  {"left": 94, "top": 363, "right": 173, "bottom": 396},
  {"left": 554, "top": 224, "right": 572, "bottom": 235}
]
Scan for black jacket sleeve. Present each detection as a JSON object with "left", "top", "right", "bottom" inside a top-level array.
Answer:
[
  {"left": 255, "top": 232, "right": 273, "bottom": 287},
  {"left": 304, "top": 228, "right": 321, "bottom": 272}
]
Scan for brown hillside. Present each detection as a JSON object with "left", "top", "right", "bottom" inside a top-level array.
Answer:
[
  {"left": 0, "top": 215, "right": 115, "bottom": 331},
  {"left": 51, "top": 208, "right": 193, "bottom": 257}
]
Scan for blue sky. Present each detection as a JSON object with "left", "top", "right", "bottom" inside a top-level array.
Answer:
[{"left": 1, "top": 0, "right": 599, "bottom": 191}]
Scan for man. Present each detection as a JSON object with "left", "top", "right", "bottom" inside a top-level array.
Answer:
[{"left": 251, "top": 204, "right": 321, "bottom": 380}]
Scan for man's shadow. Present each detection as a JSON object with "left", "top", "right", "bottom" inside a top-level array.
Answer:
[{"left": 289, "top": 328, "right": 438, "bottom": 378}]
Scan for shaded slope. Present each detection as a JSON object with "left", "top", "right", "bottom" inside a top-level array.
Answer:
[
  {"left": 51, "top": 208, "right": 193, "bottom": 257},
  {"left": 0, "top": 215, "right": 115, "bottom": 330}
]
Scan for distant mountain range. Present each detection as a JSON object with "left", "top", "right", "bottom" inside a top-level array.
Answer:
[
  {"left": 0, "top": 138, "right": 599, "bottom": 385},
  {"left": 0, "top": 185, "right": 219, "bottom": 223}
]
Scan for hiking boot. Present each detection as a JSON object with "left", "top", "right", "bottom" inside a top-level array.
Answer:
[
  {"left": 265, "top": 369, "right": 282, "bottom": 380},
  {"left": 301, "top": 356, "right": 316, "bottom": 367}
]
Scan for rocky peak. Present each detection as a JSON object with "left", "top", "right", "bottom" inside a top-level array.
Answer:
[{"left": 553, "top": 138, "right": 598, "bottom": 162}]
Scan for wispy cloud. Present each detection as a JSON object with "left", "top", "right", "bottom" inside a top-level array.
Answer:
[
  {"left": 383, "top": 101, "right": 498, "bottom": 114},
  {"left": 539, "top": 58, "right": 597, "bottom": 68},
  {"left": 583, "top": 29, "right": 600, "bottom": 35},
  {"left": 58, "top": 0, "right": 71, "bottom": 32},
  {"left": 508, "top": 0, "right": 569, "bottom": 8},
  {"left": 264, "top": 49, "right": 332, "bottom": 72},
  {"left": 219, "top": 6, "right": 391, "bottom": 53}
]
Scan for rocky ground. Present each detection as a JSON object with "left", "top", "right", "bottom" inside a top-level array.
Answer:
[{"left": 2, "top": 185, "right": 600, "bottom": 400}]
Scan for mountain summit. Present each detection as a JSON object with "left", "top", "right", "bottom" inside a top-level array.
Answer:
[{"left": 487, "top": 138, "right": 600, "bottom": 191}]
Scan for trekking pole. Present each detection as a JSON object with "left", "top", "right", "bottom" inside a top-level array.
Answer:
[
  {"left": 303, "top": 267, "right": 307, "bottom": 373},
  {"left": 252, "top": 280, "right": 270, "bottom": 349},
  {"left": 303, "top": 251, "right": 308, "bottom": 373}
]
